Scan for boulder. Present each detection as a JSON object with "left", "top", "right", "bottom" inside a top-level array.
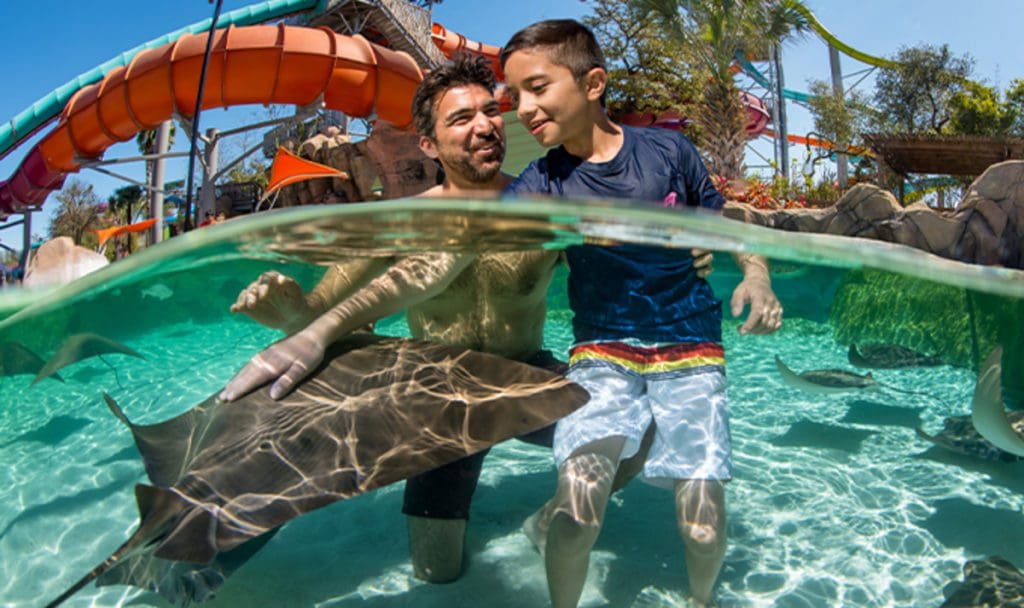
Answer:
[{"left": 23, "top": 236, "right": 108, "bottom": 288}]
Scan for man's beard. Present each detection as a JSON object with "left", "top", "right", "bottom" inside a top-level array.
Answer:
[{"left": 448, "top": 144, "right": 503, "bottom": 184}]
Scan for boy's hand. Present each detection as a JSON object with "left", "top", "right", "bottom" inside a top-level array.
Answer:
[
  {"left": 730, "top": 277, "right": 783, "bottom": 335},
  {"left": 231, "top": 271, "right": 314, "bottom": 333},
  {"left": 692, "top": 248, "right": 713, "bottom": 279},
  {"left": 220, "top": 329, "right": 326, "bottom": 402}
]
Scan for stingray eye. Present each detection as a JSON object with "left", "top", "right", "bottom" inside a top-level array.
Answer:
[{"left": 258, "top": 441, "right": 273, "bottom": 451}]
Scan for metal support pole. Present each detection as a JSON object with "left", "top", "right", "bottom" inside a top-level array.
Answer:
[
  {"left": 200, "top": 127, "right": 220, "bottom": 222},
  {"left": 20, "top": 212, "right": 32, "bottom": 274},
  {"left": 150, "top": 121, "right": 171, "bottom": 244},
  {"left": 773, "top": 44, "right": 789, "bottom": 180},
  {"left": 829, "top": 44, "right": 849, "bottom": 188}
]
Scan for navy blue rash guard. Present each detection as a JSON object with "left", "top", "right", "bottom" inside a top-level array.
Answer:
[{"left": 505, "top": 125, "right": 725, "bottom": 344}]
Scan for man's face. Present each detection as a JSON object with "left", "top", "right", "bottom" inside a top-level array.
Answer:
[
  {"left": 420, "top": 84, "right": 505, "bottom": 184},
  {"left": 504, "top": 50, "right": 594, "bottom": 149}
]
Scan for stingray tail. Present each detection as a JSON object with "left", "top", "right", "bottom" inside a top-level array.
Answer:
[
  {"left": 44, "top": 534, "right": 142, "bottom": 608},
  {"left": 46, "top": 483, "right": 183, "bottom": 607},
  {"left": 848, "top": 344, "right": 867, "bottom": 368},
  {"left": 884, "top": 384, "right": 954, "bottom": 410},
  {"left": 103, "top": 392, "right": 133, "bottom": 428}
]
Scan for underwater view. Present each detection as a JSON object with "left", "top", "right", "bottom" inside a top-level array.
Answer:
[{"left": 1, "top": 199, "right": 1022, "bottom": 607}]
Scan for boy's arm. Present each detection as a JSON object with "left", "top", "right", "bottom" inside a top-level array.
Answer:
[
  {"left": 220, "top": 252, "right": 476, "bottom": 401},
  {"left": 729, "top": 253, "right": 783, "bottom": 335}
]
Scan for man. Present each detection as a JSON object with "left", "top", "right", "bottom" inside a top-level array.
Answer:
[
  {"left": 224, "top": 54, "right": 715, "bottom": 584},
  {"left": 227, "top": 55, "right": 559, "bottom": 583}
]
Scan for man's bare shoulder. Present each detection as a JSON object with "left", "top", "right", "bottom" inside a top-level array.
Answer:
[{"left": 416, "top": 174, "right": 515, "bottom": 199}]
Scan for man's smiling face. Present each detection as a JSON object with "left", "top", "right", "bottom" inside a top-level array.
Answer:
[{"left": 421, "top": 84, "right": 506, "bottom": 184}]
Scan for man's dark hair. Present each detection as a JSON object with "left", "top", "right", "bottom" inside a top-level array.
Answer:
[
  {"left": 412, "top": 53, "right": 497, "bottom": 138},
  {"left": 499, "top": 19, "right": 605, "bottom": 79}
]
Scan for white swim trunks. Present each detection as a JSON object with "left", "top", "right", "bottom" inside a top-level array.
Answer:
[{"left": 555, "top": 340, "right": 732, "bottom": 484}]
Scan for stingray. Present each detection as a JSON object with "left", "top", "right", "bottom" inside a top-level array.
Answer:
[
  {"left": 941, "top": 556, "right": 1024, "bottom": 608},
  {"left": 970, "top": 346, "right": 1024, "bottom": 458},
  {"left": 916, "top": 412, "right": 1024, "bottom": 462},
  {"left": 0, "top": 340, "right": 62, "bottom": 382},
  {"left": 848, "top": 343, "right": 944, "bottom": 369},
  {"left": 775, "top": 355, "right": 943, "bottom": 402},
  {"left": 47, "top": 333, "right": 588, "bottom": 607},
  {"left": 775, "top": 355, "right": 880, "bottom": 394},
  {"left": 32, "top": 332, "right": 144, "bottom": 386}
]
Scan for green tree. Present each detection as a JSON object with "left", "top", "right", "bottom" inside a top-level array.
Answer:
[
  {"left": 872, "top": 44, "right": 973, "bottom": 134},
  {"left": 583, "top": 0, "right": 703, "bottom": 135},
  {"left": 49, "top": 178, "right": 104, "bottom": 247},
  {"left": 806, "top": 79, "right": 872, "bottom": 148},
  {"left": 948, "top": 79, "right": 1024, "bottom": 137},
  {"left": 640, "top": 0, "right": 810, "bottom": 179}
]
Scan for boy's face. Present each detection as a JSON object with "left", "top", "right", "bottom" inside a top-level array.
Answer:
[
  {"left": 504, "top": 50, "right": 598, "bottom": 149},
  {"left": 419, "top": 84, "right": 506, "bottom": 184}
]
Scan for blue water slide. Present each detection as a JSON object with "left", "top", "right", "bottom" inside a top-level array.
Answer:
[{"left": 0, "top": 0, "right": 326, "bottom": 160}]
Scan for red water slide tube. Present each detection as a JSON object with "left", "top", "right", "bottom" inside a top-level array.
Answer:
[{"left": 0, "top": 24, "right": 422, "bottom": 216}]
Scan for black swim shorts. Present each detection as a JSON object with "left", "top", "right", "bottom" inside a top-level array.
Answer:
[{"left": 401, "top": 349, "right": 567, "bottom": 520}]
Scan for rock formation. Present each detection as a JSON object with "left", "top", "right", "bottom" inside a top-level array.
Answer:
[{"left": 724, "top": 160, "right": 1024, "bottom": 269}]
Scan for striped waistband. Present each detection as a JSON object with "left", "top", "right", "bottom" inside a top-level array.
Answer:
[{"left": 569, "top": 341, "right": 724, "bottom": 375}]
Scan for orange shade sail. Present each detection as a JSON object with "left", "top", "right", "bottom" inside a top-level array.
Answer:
[
  {"left": 93, "top": 217, "right": 158, "bottom": 246},
  {"left": 263, "top": 146, "right": 350, "bottom": 198}
]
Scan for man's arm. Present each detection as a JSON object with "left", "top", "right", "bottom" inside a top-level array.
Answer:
[
  {"left": 729, "top": 253, "right": 782, "bottom": 335},
  {"left": 220, "top": 252, "right": 476, "bottom": 401}
]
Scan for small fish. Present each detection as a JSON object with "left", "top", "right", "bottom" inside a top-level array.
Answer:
[
  {"left": 140, "top": 284, "right": 174, "bottom": 301},
  {"left": 848, "top": 343, "right": 943, "bottom": 369}
]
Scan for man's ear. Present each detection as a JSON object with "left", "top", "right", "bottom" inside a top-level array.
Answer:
[
  {"left": 584, "top": 67, "right": 608, "bottom": 102},
  {"left": 419, "top": 135, "right": 440, "bottom": 160}
]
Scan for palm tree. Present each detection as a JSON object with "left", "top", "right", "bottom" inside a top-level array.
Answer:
[
  {"left": 638, "top": 0, "right": 809, "bottom": 179},
  {"left": 136, "top": 123, "right": 177, "bottom": 211}
]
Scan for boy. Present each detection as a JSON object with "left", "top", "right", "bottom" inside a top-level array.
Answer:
[{"left": 501, "top": 19, "right": 782, "bottom": 607}]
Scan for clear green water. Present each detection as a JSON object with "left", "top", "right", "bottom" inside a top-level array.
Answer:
[{"left": 0, "top": 200, "right": 1022, "bottom": 607}]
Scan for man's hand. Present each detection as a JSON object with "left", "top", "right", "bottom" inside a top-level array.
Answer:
[
  {"left": 219, "top": 329, "right": 326, "bottom": 401},
  {"left": 730, "top": 277, "right": 782, "bottom": 335},
  {"left": 230, "top": 271, "right": 314, "bottom": 333},
  {"left": 692, "top": 248, "right": 713, "bottom": 280}
]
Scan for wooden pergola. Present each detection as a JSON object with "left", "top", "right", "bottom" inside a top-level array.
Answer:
[{"left": 864, "top": 134, "right": 1024, "bottom": 205}]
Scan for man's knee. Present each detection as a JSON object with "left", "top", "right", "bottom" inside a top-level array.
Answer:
[{"left": 407, "top": 516, "right": 466, "bottom": 583}]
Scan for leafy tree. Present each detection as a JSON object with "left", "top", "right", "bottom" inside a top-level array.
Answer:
[
  {"left": 582, "top": 0, "right": 703, "bottom": 135},
  {"left": 640, "top": 0, "right": 810, "bottom": 179},
  {"left": 806, "top": 79, "right": 872, "bottom": 148},
  {"left": 948, "top": 79, "right": 1024, "bottom": 137},
  {"left": 49, "top": 178, "right": 104, "bottom": 247},
  {"left": 872, "top": 44, "right": 973, "bottom": 134}
]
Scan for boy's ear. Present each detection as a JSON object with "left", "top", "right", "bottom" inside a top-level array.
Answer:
[
  {"left": 583, "top": 67, "right": 608, "bottom": 103},
  {"left": 419, "top": 135, "right": 440, "bottom": 160}
]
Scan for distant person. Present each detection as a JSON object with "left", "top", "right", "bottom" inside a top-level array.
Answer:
[
  {"left": 198, "top": 212, "right": 215, "bottom": 227},
  {"left": 500, "top": 20, "right": 782, "bottom": 608}
]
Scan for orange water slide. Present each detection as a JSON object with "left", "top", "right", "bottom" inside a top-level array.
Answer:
[
  {"left": 0, "top": 24, "right": 423, "bottom": 215},
  {"left": 430, "top": 23, "right": 503, "bottom": 80}
]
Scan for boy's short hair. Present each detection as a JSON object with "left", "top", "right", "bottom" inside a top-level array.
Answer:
[
  {"left": 412, "top": 54, "right": 497, "bottom": 139},
  {"left": 499, "top": 19, "right": 606, "bottom": 79}
]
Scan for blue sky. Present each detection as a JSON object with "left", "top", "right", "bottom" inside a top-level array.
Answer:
[{"left": 1, "top": 0, "right": 1021, "bottom": 249}]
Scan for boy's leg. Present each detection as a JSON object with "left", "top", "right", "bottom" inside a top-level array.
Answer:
[
  {"left": 674, "top": 479, "right": 726, "bottom": 607},
  {"left": 545, "top": 435, "right": 627, "bottom": 608}
]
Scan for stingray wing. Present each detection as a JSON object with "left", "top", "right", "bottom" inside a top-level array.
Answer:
[
  {"left": 33, "top": 333, "right": 145, "bottom": 385},
  {"left": 0, "top": 341, "right": 63, "bottom": 381},
  {"left": 971, "top": 346, "right": 1024, "bottom": 458}
]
